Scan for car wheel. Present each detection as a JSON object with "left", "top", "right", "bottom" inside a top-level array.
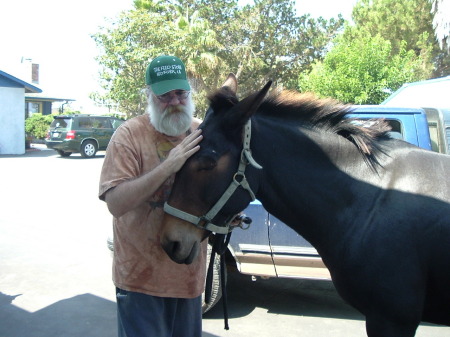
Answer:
[
  {"left": 56, "top": 150, "right": 72, "bottom": 157},
  {"left": 80, "top": 140, "right": 97, "bottom": 158},
  {"left": 202, "top": 242, "right": 225, "bottom": 314}
]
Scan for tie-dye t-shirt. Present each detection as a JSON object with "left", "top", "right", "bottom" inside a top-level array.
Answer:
[{"left": 99, "top": 114, "right": 206, "bottom": 298}]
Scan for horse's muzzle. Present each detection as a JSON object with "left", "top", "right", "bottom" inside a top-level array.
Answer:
[{"left": 161, "top": 238, "right": 200, "bottom": 265}]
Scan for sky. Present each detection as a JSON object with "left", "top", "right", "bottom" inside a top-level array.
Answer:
[{"left": 0, "top": 0, "right": 356, "bottom": 112}]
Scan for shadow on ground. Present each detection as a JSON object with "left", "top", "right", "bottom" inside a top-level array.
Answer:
[
  {"left": 0, "top": 292, "right": 116, "bottom": 337},
  {"left": 203, "top": 269, "right": 364, "bottom": 322}
]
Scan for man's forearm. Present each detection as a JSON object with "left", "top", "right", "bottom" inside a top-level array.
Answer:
[
  {"left": 104, "top": 128, "right": 202, "bottom": 218},
  {"left": 104, "top": 162, "right": 174, "bottom": 218}
]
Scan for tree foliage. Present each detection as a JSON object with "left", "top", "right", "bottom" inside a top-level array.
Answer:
[
  {"left": 92, "top": 0, "right": 449, "bottom": 115},
  {"left": 352, "top": 0, "right": 434, "bottom": 55},
  {"left": 219, "top": 1, "right": 345, "bottom": 93},
  {"left": 92, "top": 0, "right": 344, "bottom": 118},
  {"left": 298, "top": 0, "right": 448, "bottom": 104},
  {"left": 351, "top": 0, "right": 449, "bottom": 77},
  {"left": 299, "top": 31, "right": 429, "bottom": 104}
]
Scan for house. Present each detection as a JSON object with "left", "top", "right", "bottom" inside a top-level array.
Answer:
[{"left": 0, "top": 70, "right": 42, "bottom": 155}]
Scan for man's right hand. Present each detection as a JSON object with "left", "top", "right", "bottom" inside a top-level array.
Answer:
[{"left": 165, "top": 129, "right": 203, "bottom": 174}]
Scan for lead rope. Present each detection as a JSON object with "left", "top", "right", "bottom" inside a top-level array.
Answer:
[
  {"left": 202, "top": 120, "right": 262, "bottom": 329},
  {"left": 205, "top": 232, "right": 232, "bottom": 330}
]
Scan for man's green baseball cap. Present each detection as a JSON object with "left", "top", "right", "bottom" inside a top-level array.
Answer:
[{"left": 145, "top": 55, "right": 191, "bottom": 95}]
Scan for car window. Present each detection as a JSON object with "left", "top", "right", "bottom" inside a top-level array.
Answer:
[
  {"left": 385, "top": 119, "right": 403, "bottom": 139},
  {"left": 51, "top": 118, "right": 71, "bottom": 129},
  {"left": 352, "top": 118, "right": 403, "bottom": 139},
  {"left": 111, "top": 119, "right": 124, "bottom": 129},
  {"left": 92, "top": 117, "right": 112, "bottom": 129},
  {"left": 78, "top": 117, "right": 93, "bottom": 129}
]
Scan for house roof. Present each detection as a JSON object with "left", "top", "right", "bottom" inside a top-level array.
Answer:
[
  {"left": 25, "top": 93, "right": 75, "bottom": 102},
  {"left": 382, "top": 76, "right": 450, "bottom": 108},
  {"left": 0, "top": 70, "right": 42, "bottom": 93}
]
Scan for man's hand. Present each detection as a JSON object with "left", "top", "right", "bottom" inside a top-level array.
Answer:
[{"left": 165, "top": 129, "right": 203, "bottom": 174}]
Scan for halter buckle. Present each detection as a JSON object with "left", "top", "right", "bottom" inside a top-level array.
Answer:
[{"left": 198, "top": 216, "right": 211, "bottom": 229}]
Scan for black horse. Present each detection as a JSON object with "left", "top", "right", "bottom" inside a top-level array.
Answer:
[{"left": 160, "top": 74, "right": 450, "bottom": 336}]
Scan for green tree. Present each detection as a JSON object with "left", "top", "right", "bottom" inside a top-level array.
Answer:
[
  {"left": 351, "top": 0, "right": 449, "bottom": 77},
  {"left": 92, "top": 0, "right": 344, "bottom": 118},
  {"left": 173, "top": 9, "right": 224, "bottom": 112},
  {"left": 193, "top": 0, "right": 344, "bottom": 95},
  {"left": 93, "top": 9, "right": 174, "bottom": 118},
  {"left": 93, "top": 5, "right": 221, "bottom": 118},
  {"left": 228, "top": 1, "right": 344, "bottom": 93},
  {"left": 298, "top": 32, "right": 430, "bottom": 104}
]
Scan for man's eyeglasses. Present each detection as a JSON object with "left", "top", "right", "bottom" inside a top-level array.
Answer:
[{"left": 156, "top": 90, "right": 190, "bottom": 103}]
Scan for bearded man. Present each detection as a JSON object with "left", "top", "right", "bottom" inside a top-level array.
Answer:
[{"left": 99, "top": 55, "right": 205, "bottom": 337}]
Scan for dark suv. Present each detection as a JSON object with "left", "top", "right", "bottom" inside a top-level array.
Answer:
[{"left": 45, "top": 115, "right": 124, "bottom": 157}]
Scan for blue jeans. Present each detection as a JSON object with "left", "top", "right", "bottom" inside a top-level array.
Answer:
[{"left": 116, "top": 288, "right": 202, "bottom": 337}]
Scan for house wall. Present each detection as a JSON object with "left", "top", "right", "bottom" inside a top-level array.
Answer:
[{"left": 0, "top": 86, "right": 25, "bottom": 154}]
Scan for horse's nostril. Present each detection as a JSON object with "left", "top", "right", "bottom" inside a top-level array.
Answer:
[
  {"left": 164, "top": 240, "right": 179, "bottom": 255},
  {"left": 170, "top": 241, "right": 180, "bottom": 254},
  {"left": 162, "top": 239, "right": 184, "bottom": 263}
]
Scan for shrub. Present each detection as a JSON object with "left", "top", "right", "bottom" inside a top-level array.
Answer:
[{"left": 25, "top": 113, "right": 54, "bottom": 139}]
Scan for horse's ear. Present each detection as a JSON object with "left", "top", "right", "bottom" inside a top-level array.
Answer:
[
  {"left": 222, "top": 80, "right": 272, "bottom": 133},
  {"left": 221, "top": 73, "right": 237, "bottom": 94},
  {"left": 236, "top": 80, "right": 272, "bottom": 120}
]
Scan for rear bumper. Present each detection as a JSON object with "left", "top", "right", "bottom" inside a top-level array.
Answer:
[{"left": 45, "top": 140, "right": 80, "bottom": 152}]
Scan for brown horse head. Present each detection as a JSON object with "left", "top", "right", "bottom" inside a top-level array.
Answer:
[{"left": 160, "top": 74, "right": 271, "bottom": 264}]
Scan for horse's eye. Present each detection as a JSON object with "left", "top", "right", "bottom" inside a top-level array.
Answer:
[{"left": 197, "top": 156, "right": 217, "bottom": 171}]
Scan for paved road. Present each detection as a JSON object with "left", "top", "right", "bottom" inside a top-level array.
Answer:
[{"left": 0, "top": 145, "right": 449, "bottom": 337}]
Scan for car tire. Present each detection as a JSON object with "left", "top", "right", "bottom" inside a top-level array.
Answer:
[
  {"left": 56, "top": 150, "right": 72, "bottom": 157},
  {"left": 202, "top": 242, "right": 225, "bottom": 314},
  {"left": 80, "top": 140, "right": 98, "bottom": 158}
]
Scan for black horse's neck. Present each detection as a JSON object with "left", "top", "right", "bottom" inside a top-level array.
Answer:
[{"left": 248, "top": 115, "right": 378, "bottom": 256}]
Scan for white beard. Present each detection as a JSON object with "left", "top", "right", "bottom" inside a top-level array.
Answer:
[{"left": 147, "top": 96, "right": 195, "bottom": 136}]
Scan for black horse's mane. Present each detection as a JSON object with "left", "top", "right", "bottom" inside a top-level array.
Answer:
[{"left": 208, "top": 88, "right": 392, "bottom": 169}]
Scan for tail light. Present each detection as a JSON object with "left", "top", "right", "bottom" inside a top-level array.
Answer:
[
  {"left": 46, "top": 132, "right": 50, "bottom": 140},
  {"left": 66, "top": 131, "right": 76, "bottom": 139}
]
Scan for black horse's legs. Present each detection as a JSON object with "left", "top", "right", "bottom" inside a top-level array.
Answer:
[{"left": 365, "top": 316, "right": 419, "bottom": 337}]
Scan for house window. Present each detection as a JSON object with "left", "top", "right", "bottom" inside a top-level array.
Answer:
[{"left": 28, "top": 102, "right": 42, "bottom": 115}]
